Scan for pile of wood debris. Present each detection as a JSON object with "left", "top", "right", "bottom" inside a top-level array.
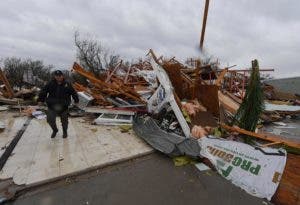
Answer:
[
  {"left": 0, "top": 68, "right": 40, "bottom": 106},
  {"left": 1, "top": 49, "right": 300, "bottom": 205}
]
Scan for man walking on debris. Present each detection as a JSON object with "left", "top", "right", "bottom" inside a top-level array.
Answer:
[{"left": 38, "top": 70, "right": 79, "bottom": 138}]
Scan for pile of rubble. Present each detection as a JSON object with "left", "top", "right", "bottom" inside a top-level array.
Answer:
[
  {"left": 0, "top": 68, "right": 40, "bottom": 106},
  {"left": 72, "top": 62, "right": 149, "bottom": 107},
  {"left": 1, "top": 49, "right": 300, "bottom": 205}
]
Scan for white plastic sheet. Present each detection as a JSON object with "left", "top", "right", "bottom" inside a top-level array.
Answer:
[
  {"left": 32, "top": 111, "right": 46, "bottom": 120},
  {"left": 135, "top": 70, "right": 157, "bottom": 88},
  {"left": 199, "top": 136, "right": 287, "bottom": 200},
  {"left": 265, "top": 102, "right": 300, "bottom": 112}
]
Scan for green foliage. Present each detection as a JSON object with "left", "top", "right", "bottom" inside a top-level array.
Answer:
[
  {"left": 172, "top": 156, "right": 198, "bottom": 166},
  {"left": 233, "top": 59, "right": 264, "bottom": 143}
]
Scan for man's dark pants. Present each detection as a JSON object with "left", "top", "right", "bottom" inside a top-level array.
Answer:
[{"left": 46, "top": 109, "right": 68, "bottom": 134}]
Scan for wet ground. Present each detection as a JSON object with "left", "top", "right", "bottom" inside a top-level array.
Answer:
[
  {"left": 263, "top": 77, "right": 300, "bottom": 142},
  {"left": 7, "top": 152, "right": 267, "bottom": 205}
]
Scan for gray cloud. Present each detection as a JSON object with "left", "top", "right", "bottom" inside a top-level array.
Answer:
[{"left": 0, "top": 0, "right": 299, "bottom": 78}]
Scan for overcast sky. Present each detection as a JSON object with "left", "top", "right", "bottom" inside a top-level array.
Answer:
[{"left": 0, "top": 0, "right": 299, "bottom": 78}]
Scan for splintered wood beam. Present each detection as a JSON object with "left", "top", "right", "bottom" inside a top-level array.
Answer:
[
  {"left": 200, "top": 0, "right": 210, "bottom": 50},
  {"left": 124, "top": 65, "right": 132, "bottom": 83},
  {"left": 72, "top": 62, "right": 114, "bottom": 90},
  {"left": 72, "top": 62, "right": 145, "bottom": 103},
  {"left": 0, "top": 68, "right": 14, "bottom": 98},
  {"left": 110, "top": 77, "right": 145, "bottom": 102},
  {"left": 220, "top": 123, "right": 300, "bottom": 149},
  {"left": 105, "top": 60, "right": 123, "bottom": 83},
  {"left": 73, "top": 82, "right": 107, "bottom": 102},
  {"left": 180, "top": 70, "right": 194, "bottom": 86},
  {"left": 147, "top": 49, "right": 161, "bottom": 65},
  {"left": 215, "top": 68, "right": 228, "bottom": 86},
  {"left": 261, "top": 141, "right": 283, "bottom": 148}
]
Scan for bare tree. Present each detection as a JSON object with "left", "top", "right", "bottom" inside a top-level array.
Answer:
[
  {"left": 74, "top": 31, "right": 120, "bottom": 77},
  {"left": 3, "top": 58, "right": 24, "bottom": 88},
  {"left": 3, "top": 57, "right": 53, "bottom": 89}
]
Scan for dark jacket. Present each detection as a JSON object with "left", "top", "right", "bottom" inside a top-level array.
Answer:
[{"left": 38, "top": 80, "right": 79, "bottom": 111}]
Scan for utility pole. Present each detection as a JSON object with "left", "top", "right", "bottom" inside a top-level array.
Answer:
[{"left": 200, "top": 0, "right": 210, "bottom": 51}]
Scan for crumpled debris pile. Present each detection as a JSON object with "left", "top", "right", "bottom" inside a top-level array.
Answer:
[
  {"left": 71, "top": 61, "right": 154, "bottom": 108},
  {"left": 0, "top": 67, "right": 40, "bottom": 106},
  {"left": 131, "top": 50, "right": 300, "bottom": 205},
  {"left": 0, "top": 49, "right": 299, "bottom": 204}
]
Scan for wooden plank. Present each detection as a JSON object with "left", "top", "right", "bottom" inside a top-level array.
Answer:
[
  {"left": 147, "top": 49, "right": 161, "bottom": 65},
  {"left": 0, "top": 118, "right": 153, "bottom": 186},
  {"left": 0, "top": 68, "right": 14, "bottom": 98},
  {"left": 272, "top": 153, "right": 300, "bottom": 205},
  {"left": 220, "top": 123, "right": 300, "bottom": 149},
  {"left": 105, "top": 61, "right": 122, "bottom": 82},
  {"left": 193, "top": 84, "right": 219, "bottom": 116},
  {"left": 260, "top": 141, "right": 283, "bottom": 148},
  {"left": 218, "top": 91, "right": 240, "bottom": 114},
  {"left": 215, "top": 68, "right": 228, "bottom": 86},
  {"left": 223, "top": 91, "right": 243, "bottom": 104},
  {"left": 72, "top": 63, "right": 145, "bottom": 104},
  {"left": 0, "top": 118, "right": 31, "bottom": 170},
  {"left": 200, "top": 0, "right": 210, "bottom": 50},
  {"left": 0, "top": 97, "right": 24, "bottom": 105}
]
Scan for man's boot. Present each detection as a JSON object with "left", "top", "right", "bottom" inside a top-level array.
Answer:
[
  {"left": 63, "top": 130, "right": 68, "bottom": 138},
  {"left": 51, "top": 129, "right": 58, "bottom": 138},
  {"left": 47, "top": 109, "right": 58, "bottom": 139}
]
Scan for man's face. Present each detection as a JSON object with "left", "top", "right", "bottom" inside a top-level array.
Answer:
[{"left": 54, "top": 75, "right": 64, "bottom": 83}]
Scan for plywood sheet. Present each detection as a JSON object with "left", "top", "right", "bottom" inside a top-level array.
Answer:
[{"left": 0, "top": 116, "right": 153, "bottom": 186}]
